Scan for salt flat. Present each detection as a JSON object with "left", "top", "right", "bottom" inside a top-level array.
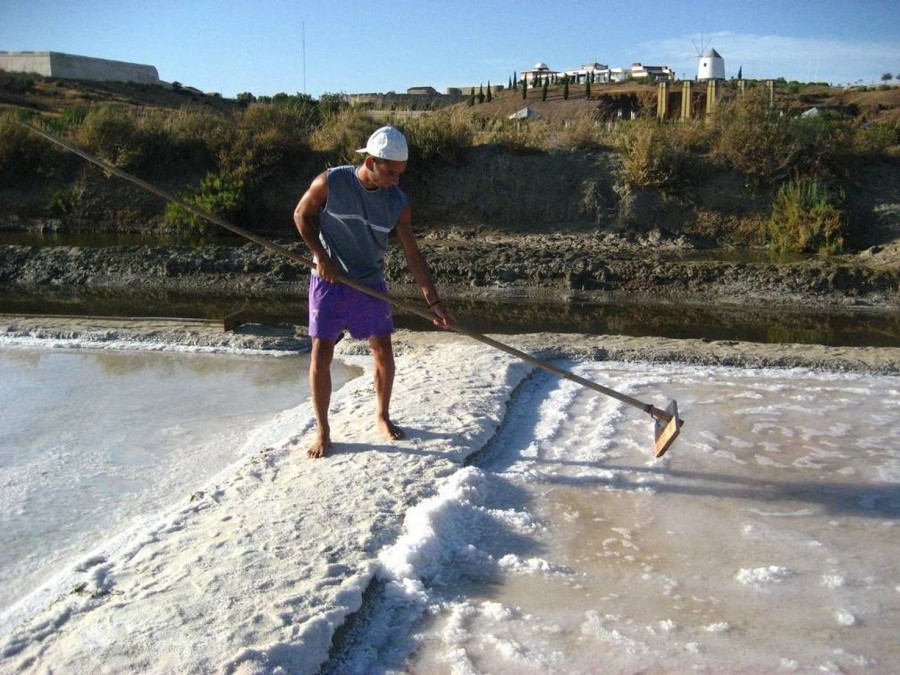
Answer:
[{"left": 0, "top": 319, "right": 898, "bottom": 673}]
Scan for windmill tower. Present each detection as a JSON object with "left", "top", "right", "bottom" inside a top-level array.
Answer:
[
  {"left": 698, "top": 47, "right": 725, "bottom": 80},
  {"left": 694, "top": 37, "right": 725, "bottom": 81},
  {"left": 690, "top": 36, "right": 725, "bottom": 116}
]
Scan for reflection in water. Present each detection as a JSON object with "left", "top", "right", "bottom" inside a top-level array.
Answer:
[
  {"left": 1, "top": 287, "right": 898, "bottom": 348},
  {"left": 4, "top": 346, "right": 309, "bottom": 386}
]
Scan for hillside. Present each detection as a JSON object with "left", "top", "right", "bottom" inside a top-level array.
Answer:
[
  {"left": 0, "top": 71, "right": 242, "bottom": 116},
  {"left": 2, "top": 73, "right": 899, "bottom": 253},
  {"left": 473, "top": 81, "right": 900, "bottom": 125},
  {"left": 4, "top": 72, "right": 899, "bottom": 124}
]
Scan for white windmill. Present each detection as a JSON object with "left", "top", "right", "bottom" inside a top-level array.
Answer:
[{"left": 693, "top": 36, "right": 725, "bottom": 81}]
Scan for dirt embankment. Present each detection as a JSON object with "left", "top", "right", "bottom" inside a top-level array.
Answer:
[
  {"left": 6, "top": 142, "right": 900, "bottom": 313},
  {"left": 1, "top": 79, "right": 899, "bottom": 316}
]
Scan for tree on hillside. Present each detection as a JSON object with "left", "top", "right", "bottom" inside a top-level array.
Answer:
[
  {"left": 522, "top": 78, "right": 527, "bottom": 100},
  {"left": 318, "top": 93, "right": 348, "bottom": 116},
  {"left": 478, "top": 84, "right": 485, "bottom": 104},
  {"left": 563, "top": 75, "right": 569, "bottom": 100},
  {"left": 487, "top": 80, "right": 492, "bottom": 102},
  {"left": 513, "top": 71, "right": 518, "bottom": 91},
  {"left": 585, "top": 78, "right": 591, "bottom": 99},
  {"left": 882, "top": 72, "right": 893, "bottom": 83},
  {"left": 542, "top": 78, "right": 548, "bottom": 101}
]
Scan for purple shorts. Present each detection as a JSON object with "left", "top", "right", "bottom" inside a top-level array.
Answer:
[{"left": 308, "top": 275, "right": 393, "bottom": 341}]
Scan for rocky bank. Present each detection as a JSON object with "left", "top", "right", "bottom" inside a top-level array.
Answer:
[{"left": 1, "top": 229, "right": 898, "bottom": 312}]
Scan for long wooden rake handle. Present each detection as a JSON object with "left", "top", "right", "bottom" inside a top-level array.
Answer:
[{"left": 18, "top": 120, "right": 684, "bottom": 456}]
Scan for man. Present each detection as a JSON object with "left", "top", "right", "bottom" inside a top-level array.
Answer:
[{"left": 293, "top": 126, "right": 453, "bottom": 459}]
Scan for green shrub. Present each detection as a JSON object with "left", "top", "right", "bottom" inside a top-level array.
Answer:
[
  {"left": 709, "top": 91, "right": 846, "bottom": 188},
  {"left": 402, "top": 108, "right": 474, "bottom": 164},
  {"left": 310, "top": 107, "right": 378, "bottom": 164},
  {"left": 671, "top": 119, "right": 715, "bottom": 153},
  {"left": 710, "top": 92, "right": 801, "bottom": 188},
  {"left": 165, "top": 170, "right": 246, "bottom": 233},
  {"left": 218, "top": 104, "right": 315, "bottom": 180},
  {"left": 609, "top": 118, "right": 693, "bottom": 190},
  {"left": 766, "top": 176, "right": 845, "bottom": 256},
  {"left": 0, "top": 111, "right": 55, "bottom": 184},
  {"left": 74, "top": 105, "right": 143, "bottom": 168},
  {"left": 560, "top": 114, "right": 607, "bottom": 150},
  {"left": 46, "top": 183, "right": 85, "bottom": 216},
  {"left": 474, "top": 114, "right": 548, "bottom": 154},
  {"left": 850, "top": 122, "right": 900, "bottom": 156},
  {"left": 71, "top": 105, "right": 226, "bottom": 177}
]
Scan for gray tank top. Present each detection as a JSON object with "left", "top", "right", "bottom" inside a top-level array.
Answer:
[{"left": 315, "top": 165, "right": 408, "bottom": 285}]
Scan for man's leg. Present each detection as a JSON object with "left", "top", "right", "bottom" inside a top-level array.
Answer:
[
  {"left": 368, "top": 334, "right": 405, "bottom": 441},
  {"left": 308, "top": 337, "right": 336, "bottom": 458}
]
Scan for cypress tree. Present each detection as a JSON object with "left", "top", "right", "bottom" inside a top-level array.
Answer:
[
  {"left": 522, "top": 76, "right": 527, "bottom": 100},
  {"left": 585, "top": 77, "right": 591, "bottom": 99},
  {"left": 563, "top": 76, "right": 569, "bottom": 100},
  {"left": 513, "top": 71, "right": 518, "bottom": 91},
  {"left": 542, "top": 78, "right": 548, "bottom": 101},
  {"left": 487, "top": 80, "right": 492, "bottom": 102}
]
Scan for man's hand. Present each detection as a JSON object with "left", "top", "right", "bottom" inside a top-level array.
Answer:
[
  {"left": 315, "top": 256, "right": 341, "bottom": 283},
  {"left": 429, "top": 302, "right": 454, "bottom": 330}
]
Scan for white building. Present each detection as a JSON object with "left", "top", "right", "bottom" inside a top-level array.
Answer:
[
  {"left": 0, "top": 51, "right": 159, "bottom": 85},
  {"left": 563, "top": 62, "right": 611, "bottom": 84},
  {"left": 630, "top": 62, "right": 675, "bottom": 81},
  {"left": 520, "top": 62, "right": 559, "bottom": 87},
  {"left": 522, "top": 57, "right": 675, "bottom": 88},
  {"left": 609, "top": 67, "right": 630, "bottom": 82},
  {"left": 697, "top": 47, "right": 725, "bottom": 81}
]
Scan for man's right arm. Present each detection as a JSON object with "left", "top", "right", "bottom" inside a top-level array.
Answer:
[{"left": 294, "top": 171, "right": 340, "bottom": 282}]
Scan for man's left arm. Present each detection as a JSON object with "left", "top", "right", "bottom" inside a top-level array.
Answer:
[{"left": 395, "top": 204, "right": 453, "bottom": 329}]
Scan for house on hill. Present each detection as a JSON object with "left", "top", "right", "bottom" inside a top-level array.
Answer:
[
  {"left": 630, "top": 62, "right": 675, "bottom": 82},
  {"left": 563, "top": 62, "right": 612, "bottom": 84},
  {"left": 527, "top": 59, "right": 674, "bottom": 86},
  {"left": 521, "top": 62, "right": 559, "bottom": 88}
]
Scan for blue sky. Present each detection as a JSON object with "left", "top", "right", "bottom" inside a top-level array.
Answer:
[{"left": 3, "top": 0, "right": 899, "bottom": 98}]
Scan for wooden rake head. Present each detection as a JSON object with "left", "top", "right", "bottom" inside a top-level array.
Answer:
[{"left": 653, "top": 400, "right": 684, "bottom": 458}]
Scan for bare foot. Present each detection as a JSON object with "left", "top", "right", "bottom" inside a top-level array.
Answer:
[
  {"left": 377, "top": 416, "right": 405, "bottom": 441},
  {"left": 307, "top": 431, "right": 331, "bottom": 459}
]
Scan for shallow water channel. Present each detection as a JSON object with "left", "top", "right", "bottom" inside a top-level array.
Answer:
[
  {"left": 3, "top": 232, "right": 899, "bottom": 347},
  {"left": 3, "top": 285, "right": 899, "bottom": 348}
]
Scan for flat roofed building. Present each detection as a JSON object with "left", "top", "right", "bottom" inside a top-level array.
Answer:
[{"left": 0, "top": 51, "right": 159, "bottom": 85}]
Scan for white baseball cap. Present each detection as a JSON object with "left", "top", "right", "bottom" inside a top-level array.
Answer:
[{"left": 356, "top": 126, "right": 408, "bottom": 162}]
